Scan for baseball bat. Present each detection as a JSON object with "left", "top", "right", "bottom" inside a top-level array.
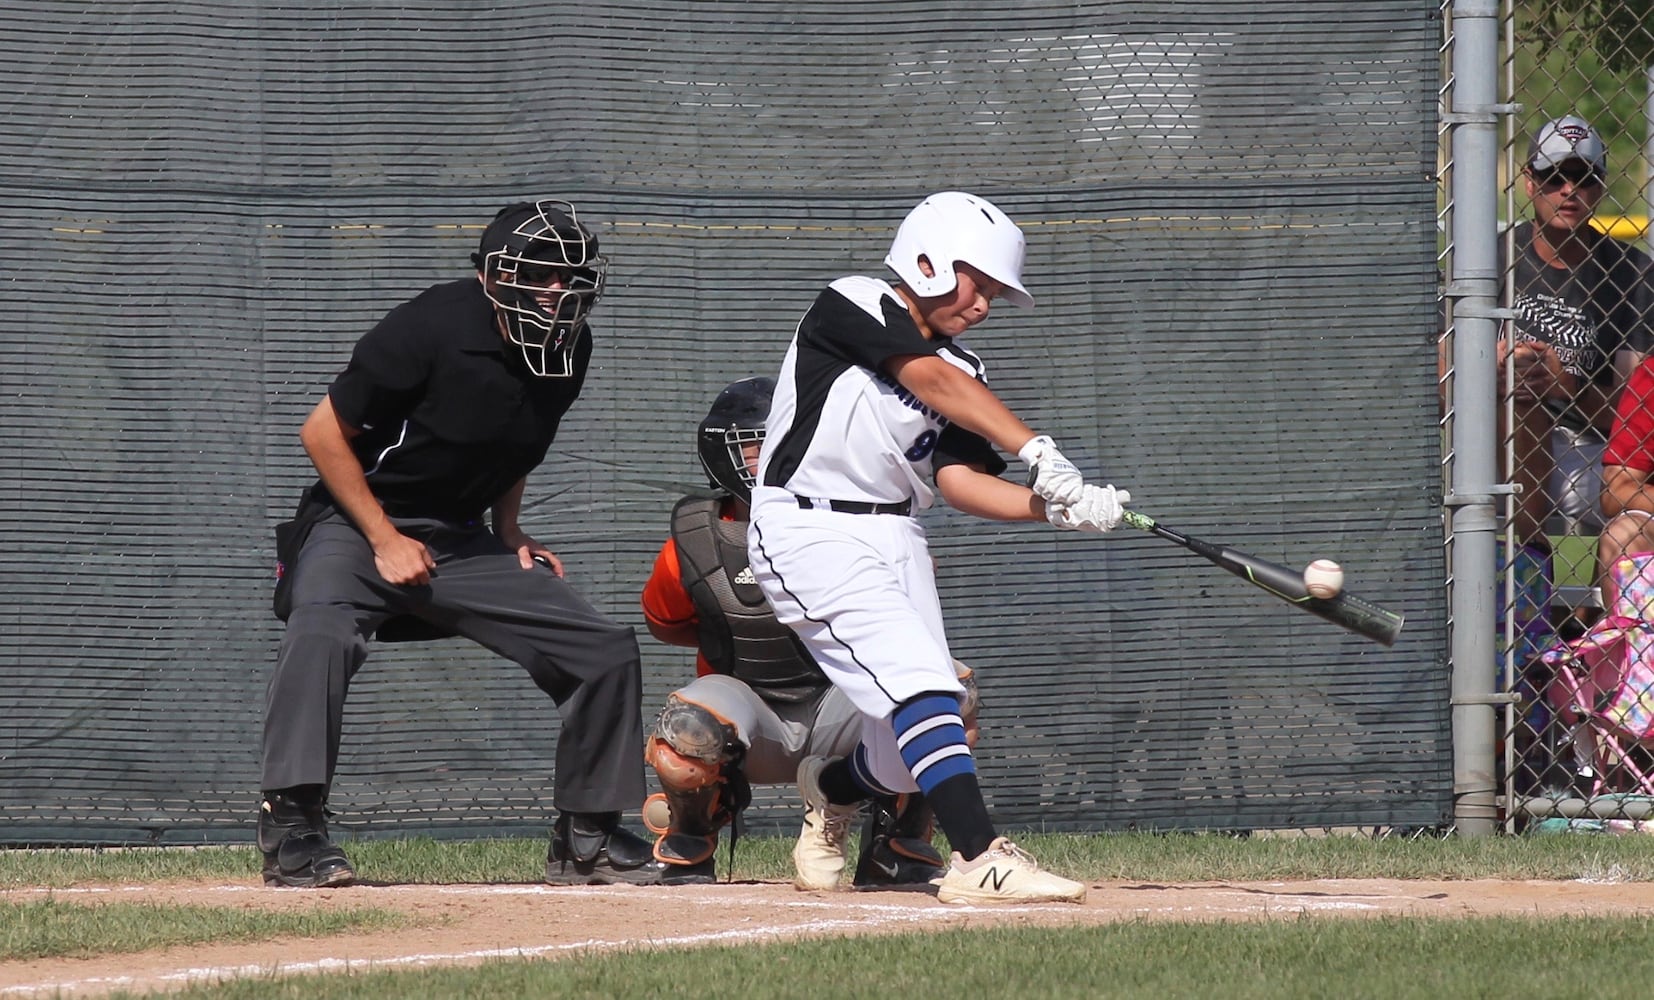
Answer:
[{"left": 1118, "top": 509, "right": 1405, "bottom": 646}]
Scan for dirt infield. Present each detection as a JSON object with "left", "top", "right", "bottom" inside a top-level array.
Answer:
[{"left": 5, "top": 877, "right": 1654, "bottom": 997}]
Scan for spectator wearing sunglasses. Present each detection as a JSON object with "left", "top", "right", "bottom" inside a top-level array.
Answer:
[
  {"left": 1504, "top": 115, "right": 1654, "bottom": 543},
  {"left": 1455, "top": 116, "right": 1654, "bottom": 684}
]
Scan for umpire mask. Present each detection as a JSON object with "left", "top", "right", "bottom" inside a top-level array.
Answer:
[{"left": 475, "top": 199, "right": 608, "bottom": 378}]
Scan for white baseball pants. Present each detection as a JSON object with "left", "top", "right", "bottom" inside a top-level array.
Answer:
[{"left": 746, "top": 486, "right": 965, "bottom": 793}]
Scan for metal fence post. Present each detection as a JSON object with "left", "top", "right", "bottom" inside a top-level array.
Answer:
[{"left": 1444, "top": 0, "right": 1508, "bottom": 836}]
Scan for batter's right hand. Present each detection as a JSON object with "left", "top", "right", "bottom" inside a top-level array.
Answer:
[
  {"left": 373, "top": 531, "right": 437, "bottom": 586},
  {"left": 1047, "top": 484, "right": 1131, "bottom": 533},
  {"left": 1018, "top": 434, "right": 1086, "bottom": 507}
]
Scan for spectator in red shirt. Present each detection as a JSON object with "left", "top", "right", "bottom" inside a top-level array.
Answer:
[{"left": 1598, "top": 357, "right": 1654, "bottom": 610}]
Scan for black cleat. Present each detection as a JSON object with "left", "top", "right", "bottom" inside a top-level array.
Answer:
[
  {"left": 546, "top": 812, "right": 667, "bottom": 886},
  {"left": 257, "top": 786, "right": 356, "bottom": 889},
  {"left": 851, "top": 795, "right": 944, "bottom": 888}
]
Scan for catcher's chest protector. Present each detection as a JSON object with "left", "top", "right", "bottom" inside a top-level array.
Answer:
[{"left": 671, "top": 496, "right": 828, "bottom": 703}]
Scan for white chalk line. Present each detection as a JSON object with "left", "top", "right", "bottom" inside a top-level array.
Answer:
[
  {"left": 0, "top": 880, "right": 1407, "bottom": 997},
  {"left": 0, "top": 918, "right": 930, "bottom": 997},
  {"left": 0, "top": 883, "right": 1042, "bottom": 997}
]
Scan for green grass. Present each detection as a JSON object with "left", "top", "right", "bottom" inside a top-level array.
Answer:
[
  {"left": 0, "top": 838, "right": 546, "bottom": 889},
  {"left": 0, "top": 898, "right": 402, "bottom": 961},
  {"left": 100, "top": 917, "right": 1654, "bottom": 1000},
  {"left": 11, "top": 830, "right": 1654, "bottom": 887},
  {"left": 10, "top": 833, "right": 1654, "bottom": 998}
]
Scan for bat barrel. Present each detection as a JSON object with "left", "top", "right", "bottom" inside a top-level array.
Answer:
[
  {"left": 1309, "top": 594, "right": 1405, "bottom": 646},
  {"left": 1122, "top": 509, "right": 1404, "bottom": 647}
]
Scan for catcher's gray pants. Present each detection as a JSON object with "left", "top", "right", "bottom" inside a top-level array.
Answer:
[
  {"left": 261, "top": 509, "right": 646, "bottom": 813},
  {"left": 668, "top": 674, "right": 861, "bottom": 785}
]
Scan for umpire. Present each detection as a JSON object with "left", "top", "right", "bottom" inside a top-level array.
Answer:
[{"left": 260, "top": 199, "right": 661, "bottom": 888}]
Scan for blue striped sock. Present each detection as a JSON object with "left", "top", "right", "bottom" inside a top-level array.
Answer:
[
  {"left": 892, "top": 693, "right": 975, "bottom": 795},
  {"left": 847, "top": 744, "right": 896, "bottom": 797}
]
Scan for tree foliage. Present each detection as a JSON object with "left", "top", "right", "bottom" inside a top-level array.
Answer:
[{"left": 1521, "top": 0, "right": 1654, "bottom": 75}]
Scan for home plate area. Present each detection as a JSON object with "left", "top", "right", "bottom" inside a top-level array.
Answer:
[{"left": 4, "top": 878, "right": 1652, "bottom": 998}]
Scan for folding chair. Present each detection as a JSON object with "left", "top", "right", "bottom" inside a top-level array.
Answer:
[{"left": 1543, "top": 617, "right": 1654, "bottom": 798}]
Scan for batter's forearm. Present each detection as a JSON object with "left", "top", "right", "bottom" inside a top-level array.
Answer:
[
  {"left": 891, "top": 356, "right": 1037, "bottom": 454},
  {"left": 935, "top": 465, "right": 1044, "bottom": 521}
]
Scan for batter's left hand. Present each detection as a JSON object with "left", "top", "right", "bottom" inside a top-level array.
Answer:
[{"left": 1018, "top": 435, "right": 1086, "bottom": 507}]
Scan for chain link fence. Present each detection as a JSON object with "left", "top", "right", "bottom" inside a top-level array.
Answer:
[{"left": 1452, "top": 0, "right": 1654, "bottom": 830}]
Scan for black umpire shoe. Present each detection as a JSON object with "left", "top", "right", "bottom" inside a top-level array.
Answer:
[
  {"left": 545, "top": 812, "right": 667, "bottom": 886},
  {"left": 257, "top": 785, "right": 356, "bottom": 889},
  {"left": 851, "top": 795, "right": 945, "bottom": 889}
]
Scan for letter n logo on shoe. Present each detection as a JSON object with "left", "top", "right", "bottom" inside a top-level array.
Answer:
[{"left": 978, "top": 866, "right": 1010, "bottom": 891}]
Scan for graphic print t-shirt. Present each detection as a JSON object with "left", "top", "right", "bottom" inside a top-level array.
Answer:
[{"left": 1506, "top": 222, "right": 1654, "bottom": 432}]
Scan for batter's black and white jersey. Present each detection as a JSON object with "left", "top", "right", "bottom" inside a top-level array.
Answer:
[{"left": 758, "top": 276, "right": 1005, "bottom": 511}]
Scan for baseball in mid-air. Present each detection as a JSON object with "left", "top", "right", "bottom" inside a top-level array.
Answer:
[{"left": 1303, "top": 559, "right": 1344, "bottom": 599}]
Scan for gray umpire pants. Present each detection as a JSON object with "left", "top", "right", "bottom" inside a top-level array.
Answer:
[{"left": 261, "top": 508, "right": 646, "bottom": 814}]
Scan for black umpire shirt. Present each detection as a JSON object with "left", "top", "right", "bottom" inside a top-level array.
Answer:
[{"left": 312, "top": 278, "right": 592, "bottom": 523}]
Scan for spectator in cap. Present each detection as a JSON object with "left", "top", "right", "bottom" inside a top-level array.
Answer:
[
  {"left": 1505, "top": 114, "right": 1654, "bottom": 543},
  {"left": 1441, "top": 115, "right": 1654, "bottom": 686}
]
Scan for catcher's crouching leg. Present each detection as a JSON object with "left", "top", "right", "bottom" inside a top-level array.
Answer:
[
  {"left": 644, "top": 697, "right": 751, "bottom": 886},
  {"left": 852, "top": 792, "right": 945, "bottom": 888}
]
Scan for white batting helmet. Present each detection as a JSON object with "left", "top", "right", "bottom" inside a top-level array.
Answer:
[{"left": 884, "top": 191, "right": 1033, "bottom": 308}]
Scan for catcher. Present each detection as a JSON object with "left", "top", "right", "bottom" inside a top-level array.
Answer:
[{"left": 640, "top": 376, "right": 980, "bottom": 887}]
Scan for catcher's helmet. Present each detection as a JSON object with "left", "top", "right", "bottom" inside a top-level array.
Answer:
[
  {"left": 884, "top": 191, "right": 1033, "bottom": 308},
  {"left": 697, "top": 376, "right": 774, "bottom": 502},
  {"left": 474, "top": 199, "right": 607, "bottom": 377}
]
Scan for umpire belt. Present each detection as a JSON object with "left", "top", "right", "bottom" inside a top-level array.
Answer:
[{"left": 795, "top": 496, "right": 913, "bottom": 516}]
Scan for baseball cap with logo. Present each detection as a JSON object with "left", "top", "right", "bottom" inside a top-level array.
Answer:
[{"left": 1526, "top": 115, "right": 1608, "bottom": 176}]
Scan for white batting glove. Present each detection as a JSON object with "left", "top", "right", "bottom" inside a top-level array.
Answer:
[
  {"left": 1047, "top": 484, "right": 1132, "bottom": 533},
  {"left": 1018, "top": 435, "right": 1085, "bottom": 507},
  {"left": 1044, "top": 497, "right": 1073, "bottom": 529}
]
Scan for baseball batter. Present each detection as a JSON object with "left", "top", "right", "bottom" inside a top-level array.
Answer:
[{"left": 747, "top": 191, "right": 1131, "bottom": 904}]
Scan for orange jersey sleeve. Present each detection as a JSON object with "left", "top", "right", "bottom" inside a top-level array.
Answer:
[{"left": 641, "top": 537, "right": 700, "bottom": 648}]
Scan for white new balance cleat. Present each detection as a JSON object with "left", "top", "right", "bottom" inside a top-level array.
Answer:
[
  {"left": 792, "top": 755, "right": 860, "bottom": 891},
  {"left": 936, "top": 837, "right": 1087, "bottom": 904}
]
